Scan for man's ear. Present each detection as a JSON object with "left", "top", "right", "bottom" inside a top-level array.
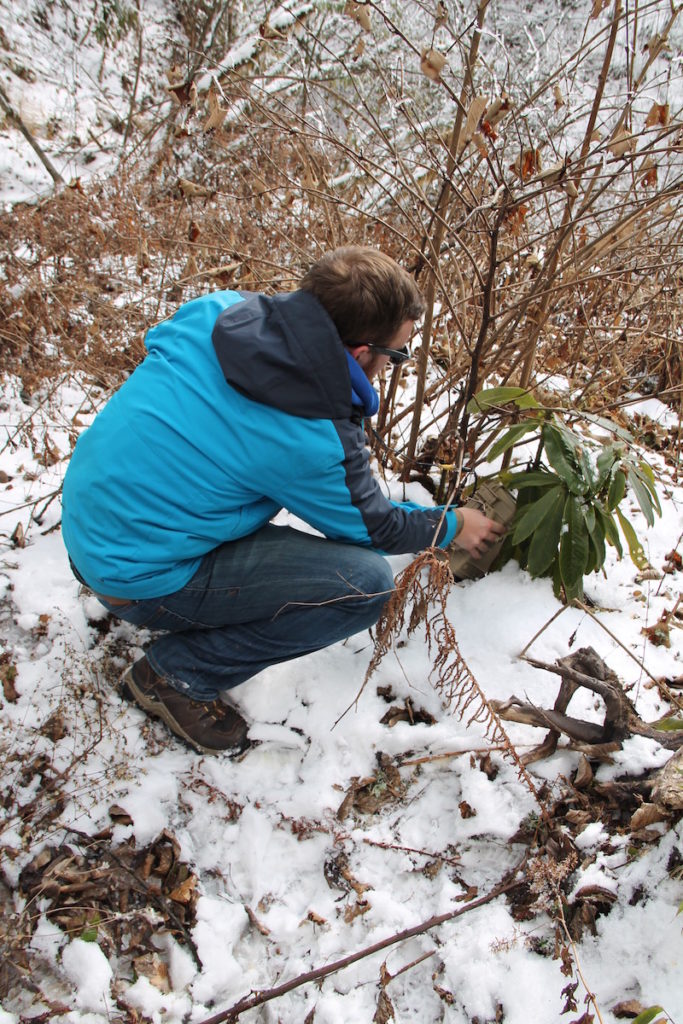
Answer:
[{"left": 346, "top": 344, "right": 369, "bottom": 361}]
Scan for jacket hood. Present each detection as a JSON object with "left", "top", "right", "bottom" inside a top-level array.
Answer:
[{"left": 212, "top": 289, "right": 365, "bottom": 420}]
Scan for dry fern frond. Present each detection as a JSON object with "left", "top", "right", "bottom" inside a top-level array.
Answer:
[{"left": 360, "top": 550, "right": 542, "bottom": 803}]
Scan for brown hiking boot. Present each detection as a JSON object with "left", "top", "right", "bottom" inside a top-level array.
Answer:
[{"left": 121, "top": 656, "right": 250, "bottom": 756}]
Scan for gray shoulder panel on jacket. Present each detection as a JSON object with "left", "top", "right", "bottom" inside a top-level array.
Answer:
[{"left": 333, "top": 419, "right": 448, "bottom": 554}]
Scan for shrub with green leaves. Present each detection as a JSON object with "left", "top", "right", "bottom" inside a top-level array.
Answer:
[{"left": 468, "top": 387, "right": 662, "bottom": 600}]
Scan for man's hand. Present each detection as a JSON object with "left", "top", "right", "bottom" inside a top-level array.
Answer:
[{"left": 451, "top": 508, "right": 506, "bottom": 559}]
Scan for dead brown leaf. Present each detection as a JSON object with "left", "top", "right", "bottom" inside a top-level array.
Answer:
[
  {"left": 481, "top": 119, "right": 497, "bottom": 141},
  {"left": 204, "top": 82, "right": 228, "bottom": 132},
  {"left": 169, "top": 874, "right": 197, "bottom": 904},
  {"left": 457, "top": 95, "right": 488, "bottom": 153},
  {"left": 503, "top": 203, "right": 529, "bottom": 236},
  {"left": 420, "top": 47, "right": 447, "bottom": 82},
  {"left": 1, "top": 658, "right": 18, "bottom": 703},
  {"left": 471, "top": 131, "right": 488, "bottom": 159},
  {"left": 167, "top": 78, "right": 197, "bottom": 107},
  {"left": 612, "top": 1000, "right": 648, "bottom": 1019},
  {"left": 380, "top": 697, "right": 435, "bottom": 727},
  {"left": 344, "top": 898, "right": 370, "bottom": 923},
  {"left": 565, "top": 809, "right": 593, "bottom": 827},
  {"left": 422, "top": 859, "right": 442, "bottom": 879},
  {"left": 510, "top": 148, "right": 542, "bottom": 180},
  {"left": 478, "top": 752, "right": 499, "bottom": 780},
  {"left": 306, "top": 910, "right": 326, "bottom": 926},
  {"left": 645, "top": 102, "right": 670, "bottom": 128},
  {"left": 639, "top": 158, "right": 658, "bottom": 188},
  {"left": 534, "top": 158, "right": 570, "bottom": 187},
  {"left": 663, "top": 549, "right": 681, "bottom": 574},
  {"left": 178, "top": 178, "right": 213, "bottom": 199},
  {"left": 642, "top": 612, "right": 671, "bottom": 648},
  {"left": 178, "top": 254, "right": 199, "bottom": 282},
  {"left": 573, "top": 884, "right": 617, "bottom": 907},
  {"left": 485, "top": 95, "right": 511, "bottom": 127},
  {"left": 573, "top": 755, "right": 593, "bottom": 790},
  {"left": 344, "top": 1, "right": 371, "bottom": 32},
  {"left": 373, "top": 987, "right": 395, "bottom": 1023},
  {"left": 337, "top": 755, "right": 405, "bottom": 818},
  {"left": 608, "top": 129, "right": 637, "bottom": 158},
  {"left": 108, "top": 804, "right": 134, "bottom": 825},
  {"left": 137, "top": 237, "right": 150, "bottom": 276},
  {"left": 40, "top": 711, "right": 67, "bottom": 742},
  {"left": 132, "top": 952, "right": 170, "bottom": 993}
]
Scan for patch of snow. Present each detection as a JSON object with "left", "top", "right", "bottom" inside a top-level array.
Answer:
[{"left": 60, "top": 938, "right": 113, "bottom": 1014}]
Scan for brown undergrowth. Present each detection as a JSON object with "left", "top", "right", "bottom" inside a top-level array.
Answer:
[{"left": 1, "top": 825, "right": 202, "bottom": 1019}]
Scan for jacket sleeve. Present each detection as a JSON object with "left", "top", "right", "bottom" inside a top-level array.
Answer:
[{"left": 269, "top": 417, "right": 459, "bottom": 554}]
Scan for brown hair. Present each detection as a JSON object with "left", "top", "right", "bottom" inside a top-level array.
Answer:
[{"left": 300, "top": 246, "right": 425, "bottom": 347}]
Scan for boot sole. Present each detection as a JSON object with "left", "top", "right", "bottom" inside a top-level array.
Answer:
[{"left": 121, "top": 666, "right": 247, "bottom": 757}]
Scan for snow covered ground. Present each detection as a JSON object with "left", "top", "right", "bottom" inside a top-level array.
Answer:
[
  {"left": 0, "top": 373, "right": 681, "bottom": 1023},
  {"left": 1, "top": 1, "right": 682, "bottom": 1020}
]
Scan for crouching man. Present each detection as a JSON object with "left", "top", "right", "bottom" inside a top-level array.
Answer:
[{"left": 62, "top": 247, "right": 502, "bottom": 755}]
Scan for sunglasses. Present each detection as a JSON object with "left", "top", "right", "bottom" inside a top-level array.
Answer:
[{"left": 365, "top": 344, "right": 412, "bottom": 365}]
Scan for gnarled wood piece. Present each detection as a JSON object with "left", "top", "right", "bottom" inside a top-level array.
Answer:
[
  {"left": 651, "top": 746, "right": 683, "bottom": 810},
  {"left": 491, "top": 647, "right": 683, "bottom": 763}
]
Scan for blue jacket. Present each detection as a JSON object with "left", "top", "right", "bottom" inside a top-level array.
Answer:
[{"left": 62, "top": 289, "right": 459, "bottom": 598}]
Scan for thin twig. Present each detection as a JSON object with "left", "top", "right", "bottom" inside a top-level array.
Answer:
[
  {"left": 518, "top": 605, "right": 572, "bottom": 659},
  {"left": 0, "top": 83, "right": 64, "bottom": 186},
  {"left": 399, "top": 744, "right": 515, "bottom": 766},
  {"left": 194, "top": 871, "right": 520, "bottom": 1024},
  {"left": 361, "top": 837, "right": 460, "bottom": 867},
  {"left": 573, "top": 599, "right": 683, "bottom": 712},
  {"left": 384, "top": 947, "right": 438, "bottom": 981},
  {"left": 555, "top": 897, "right": 606, "bottom": 1024}
]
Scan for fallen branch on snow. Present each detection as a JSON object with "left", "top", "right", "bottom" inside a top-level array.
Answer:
[
  {"left": 194, "top": 868, "right": 522, "bottom": 1024},
  {"left": 491, "top": 646, "right": 683, "bottom": 765}
]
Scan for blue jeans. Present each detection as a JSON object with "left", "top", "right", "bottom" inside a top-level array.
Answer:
[{"left": 95, "top": 525, "right": 395, "bottom": 701}]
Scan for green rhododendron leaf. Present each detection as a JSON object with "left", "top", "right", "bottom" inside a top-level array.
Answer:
[
  {"left": 595, "top": 505, "right": 623, "bottom": 558},
  {"left": 486, "top": 422, "right": 539, "bottom": 461},
  {"left": 467, "top": 387, "right": 540, "bottom": 414},
  {"left": 607, "top": 468, "right": 626, "bottom": 510},
  {"left": 615, "top": 508, "right": 648, "bottom": 569},
  {"left": 559, "top": 495, "right": 590, "bottom": 591},
  {"left": 637, "top": 460, "right": 662, "bottom": 514},
  {"left": 586, "top": 511, "right": 606, "bottom": 572},
  {"left": 542, "top": 425, "right": 587, "bottom": 495},
  {"left": 629, "top": 470, "right": 656, "bottom": 527},
  {"left": 512, "top": 484, "right": 563, "bottom": 545},
  {"left": 527, "top": 488, "right": 565, "bottom": 577},
  {"left": 632, "top": 1009, "right": 664, "bottom": 1024},
  {"left": 652, "top": 718, "right": 683, "bottom": 731},
  {"left": 596, "top": 443, "right": 621, "bottom": 488},
  {"left": 501, "top": 470, "right": 559, "bottom": 490}
]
